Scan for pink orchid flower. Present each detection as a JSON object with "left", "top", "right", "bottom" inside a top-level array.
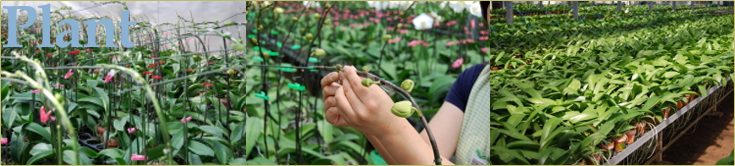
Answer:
[
  {"left": 127, "top": 127, "right": 138, "bottom": 134},
  {"left": 54, "top": 84, "right": 65, "bottom": 88},
  {"left": 131, "top": 154, "right": 148, "bottom": 161},
  {"left": 408, "top": 40, "right": 426, "bottom": 47},
  {"left": 104, "top": 70, "right": 117, "bottom": 83},
  {"left": 481, "top": 48, "right": 490, "bottom": 53},
  {"left": 64, "top": 69, "right": 74, "bottom": 79},
  {"left": 446, "top": 41, "right": 456, "bottom": 46},
  {"left": 40, "top": 106, "right": 54, "bottom": 124},
  {"left": 31, "top": 90, "right": 41, "bottom": 94},
  {"left": 1, "top": 138, "right": 8, "bottom": 144},
  {"left": 452, "top": 58, "right": 464, "bottom": 68},
  {"left": 181, "top": 116, "right": 193, "bottom": 123},
  {"left": 387, "top": 37, "right": 402, "bottom": 44}
]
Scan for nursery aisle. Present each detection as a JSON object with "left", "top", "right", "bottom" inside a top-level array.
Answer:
[{"left": 662, "top": 93, "right": 734, "bottom": 165}]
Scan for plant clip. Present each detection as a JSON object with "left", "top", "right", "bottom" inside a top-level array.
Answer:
[
  {"left": 291, "top": 45, "right": 302, "bottom": 50},
  {"left": 251, "top": 29, "right": 257, "bottom": 33},
  {"left": 255, "top": 91, "right": 270, "bottom": 100},
  {"left": 268, "top": 51, "right": 279, "bottom": 56},
  {"left": 251, "top": 57, "right": 265, "bottom": 62},
  {"left": 276, "top": 67, "right": 296, "bottom": 73},
  {"left": 270, "top": 30, "right": 280, "bottom": 35},
  {"left": 253, "top": 46, "right": 260, "bottom": 51},
  {"left": 288, "top": 83, "right": 306, "bottom": 91},
  {"left": 276, "top": 42, "right": 283, "bottom": 48},
  {"left": 247, "top": 34, "right": 256, "bottom": 39},
  {"left": 308, "top": 57, "right": 320, "bottom": 63}
]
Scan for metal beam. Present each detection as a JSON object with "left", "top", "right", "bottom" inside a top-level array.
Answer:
[
  {"left": 673, "top": 1, "right": 677, "bottom": 11},
  {"left": 505, "top": 1, "right": 514, "bottom": 24},
  {"left": 691, "top": 1, "right": 695, "bottom": 10},
  {"left": 649, "top": 1, "right": 654, "bottom": 12},
  {"left": 573, "top": 1, "right": 579, "bottom": 19}
]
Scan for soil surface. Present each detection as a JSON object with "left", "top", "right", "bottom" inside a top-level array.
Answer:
[{"left": 661, "top": 91, "right": 734, "bottom": 165}]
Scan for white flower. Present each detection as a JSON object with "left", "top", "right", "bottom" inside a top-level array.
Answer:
[
  {"left": 369, "top": 1, "right": 390, "bottom": 11},
  {"left": 429, "top": 11, "right": 443, "bottom": 22},
  {"left": 448, "top": 1, "right": 474, "bottom": 13},
  {"left": 262, "top": 1, "right": 271, "bottom": 6},
  {"left": 412, "top": 13, "right": 434, "bottom": 30},
  {"left": 394, "top": 1, "right": 412, "bottom": 10},
  {"left": 469, "top": 1, "right": 484, "bottom": 18},
  {"left": 303, "top": 1, "right": 321, "bottom": 9},
  {"left": 439, "top": 1, "right": 449, "bottom": 8}
]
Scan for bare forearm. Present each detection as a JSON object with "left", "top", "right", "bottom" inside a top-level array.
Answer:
[
  {"left": 373, "top": 121, "right": 455, "bottom": 165},
  {"left": 365, "top": 134, "right": 398, "bottom": 165}
]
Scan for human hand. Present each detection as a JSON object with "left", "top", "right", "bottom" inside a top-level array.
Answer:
[
  {"left": 321, "top": 71, "right": 349, "bottom": 126},
  {"left": 330, "top": 66, "right": 410, "bottom": 137}
]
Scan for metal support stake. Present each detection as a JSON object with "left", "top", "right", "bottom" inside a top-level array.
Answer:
[
  {"left": 573, "top": 1, "right": 579, "bottom": 19},
  {"left": 505, "top": 2, "right": 514, "bottom": 24}
]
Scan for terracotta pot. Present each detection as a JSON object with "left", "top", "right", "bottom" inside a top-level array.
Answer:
[
  {"left": 677, "top": 101, "right": 684, "bottom": 109},
  {"left": 491, "top": 67, "right": 500, "bottom": 71},
  {"left": 684, "top": 94, "right": 692, "bottom": 104},
  {"left": 586, "top": 155, "right": 602, "bottom": 165},
  {"left": 599, "top": 142, "right": 614, "bottom": 151},
  {"left": 634, "top": 122, "right": 646, "bottom": 136},
  {"left": 625, "top": 130, "right": 636, "bottom": 144},
  {"left": 689, "top": 93, "right": 698, "bottom": 102},
  {"left": 663, "top": 107, "right": 671, "bottom": 120},
  {"left": 107, "top": 139, "right": 119, "bottom": 149},
  {"left": 97, "top": 125, "right": 107, "bottom": 138},
  {"left": 612, "top": 136, "right": 627, "bottom": 152}
]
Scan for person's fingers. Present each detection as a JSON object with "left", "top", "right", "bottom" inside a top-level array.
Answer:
[
  {"left": 339, "top": 67, "right": 365, "bottom": 107},
  {"left": 322, "top": 83, "right": 340, "bottom": 100},
  {"left": 368, "top": 84, "right": 391, "bottom": 98},
  {"left": 321, "top": 72, "right": 340, "bottom": 88},
  {"left": 343, "top": 66, "right": 374, "bottom": 101},
  {"left": 334, "top": 86, "right": 360, "bottom": 120},
  {"left": 325, "top": 106, "right": 348, "bottom": 126},
  {"left": 324, "top": 96, "right": 337, "bottom": 108}
]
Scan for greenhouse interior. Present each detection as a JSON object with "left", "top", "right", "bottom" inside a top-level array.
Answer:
[{"left": 0, "top": 1, "right": 734, "bottom": 165}]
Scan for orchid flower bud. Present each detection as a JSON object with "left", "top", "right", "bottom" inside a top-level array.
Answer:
[
  {"left": 274, "top": 7, "right": 285, "bottom": 14},
  {"left": 383, "top": 35, "right": 392, "bottom": 41},
  {"left": 362, "top": 66, "right": 371, "bottom": 72},
  {"left": 312, "top": 48, "right": 326, "bottom": 57},
  {"left": 313, "top": 13, "right": 321, "bottom": 19},
  {"left": 232, "top": 43, "right": 246, "bottom": 51},
  {"left": 401, "top": 79, "right": 414, "bottom": 93},
  {"left": 361, "top": 79, "right": 379, "bottom": 87},
  {"left": 306, "top": 33, "right": 314, "bottom": 40},
  {"left": 55, "top": 93, "right": 65, "bottom": 106},
  {"left": 391, "top": 101, "right": 416, "bottom": 118},
  {"left": 292, "top": 17, "right": 299, "bottom": 21}
]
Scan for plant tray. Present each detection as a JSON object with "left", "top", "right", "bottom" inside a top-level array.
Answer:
[{"left": 603, "top": 75, "right": 734, "bottom": 165}]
